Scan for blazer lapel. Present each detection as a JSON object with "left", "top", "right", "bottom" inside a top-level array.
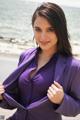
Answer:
[{"left": 54, "top": 55, "right": 67, "bottom": 82}]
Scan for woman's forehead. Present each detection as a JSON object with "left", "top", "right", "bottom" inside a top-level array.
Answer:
[{"left": 33, "top": 16, "right": 52, "bottom": 27}]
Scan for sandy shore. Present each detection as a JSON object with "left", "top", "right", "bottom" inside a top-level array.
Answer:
[{"left": 0, "top": 108, "right": 16, "bottom": 120}]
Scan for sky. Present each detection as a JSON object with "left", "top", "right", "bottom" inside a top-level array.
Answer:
[{"left": 24, "top": 0, "right": 80, "bottom": 7}]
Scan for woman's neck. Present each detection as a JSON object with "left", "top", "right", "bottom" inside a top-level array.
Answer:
[
  {"left": 40, "top": 48, "right": 57, "bottom": 59},
  {"left": 36, "top": 47, "right": 57, "bottom": 71}
]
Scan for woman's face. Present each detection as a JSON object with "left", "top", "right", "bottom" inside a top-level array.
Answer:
[{"left": 33, "top": 16, "right": 58, "bottom": 52}]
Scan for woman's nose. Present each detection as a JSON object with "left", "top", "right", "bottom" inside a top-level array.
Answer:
[{"left": 40, "top": 32, "right": 47, "bottom": 41}]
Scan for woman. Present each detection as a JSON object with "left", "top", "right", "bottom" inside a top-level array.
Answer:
[{"left": 0, "top": 2, "right": 80, "bottom": 120}]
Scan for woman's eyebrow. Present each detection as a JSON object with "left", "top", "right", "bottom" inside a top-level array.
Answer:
[
  {"left": 48, "top": 26, "right": 55, "bottom": 29},
  {"left": 33, "top": 26, "right": 40, "bottom": 28},
  {"left": 34, "top": 26, "right": 54, "bottom": 29}
]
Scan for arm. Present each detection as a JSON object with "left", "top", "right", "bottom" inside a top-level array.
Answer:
[
  {"left": 55, "top": 61, "right": 80, "bottom": 116},
  {"left": 55, "top": 93, "right": 80, "bottom": 117},
  {"left": 0, "top": 83, "right": 15, "bottom": 109}
]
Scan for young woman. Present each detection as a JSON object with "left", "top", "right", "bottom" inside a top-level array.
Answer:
[{"left": 0, "top": 2, "right": 80, "bottom": 120}]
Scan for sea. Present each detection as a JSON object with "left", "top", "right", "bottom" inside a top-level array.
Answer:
[{"left": 0, "top": 0, "right": 80, "bottom": 54}]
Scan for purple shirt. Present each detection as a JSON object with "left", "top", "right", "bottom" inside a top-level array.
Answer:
[{"left": 18, "top": 51, "right": 58, "bottom": 107}]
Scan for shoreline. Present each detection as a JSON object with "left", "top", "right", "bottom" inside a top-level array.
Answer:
[
  {"left": 0, "top": 37, "right": 35, "bottom": 57},
  {"left": 0, "top": 46, "right": 80, "bottom": 60},
  {"left": 0, "top": 36, "right": 80, "bottom": 59}
]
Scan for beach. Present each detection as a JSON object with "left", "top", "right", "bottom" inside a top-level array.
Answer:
[{"left": 0, "top": 0, "right": 80, "bottom": 119}]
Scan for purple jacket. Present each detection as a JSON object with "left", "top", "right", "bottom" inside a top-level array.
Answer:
[{"left": 0, "top": 48, "right": 80, "bottom": 120}]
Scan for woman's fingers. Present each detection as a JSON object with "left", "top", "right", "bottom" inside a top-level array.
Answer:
[
  {"left": 54, "top": 81, "right": 63, "bottom": 89},
  {"left": 0, "top": 83, "right": 5, "bottom": 100},
  {"left": 0, "top": 83, "right": 5, "bottom": 94},
  {"left": 47, "top": 81, "right": 64, "bottom": 104}
]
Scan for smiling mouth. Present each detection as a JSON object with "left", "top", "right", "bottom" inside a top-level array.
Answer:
[{"left": 40, "top": 41, "right": 50, "bottom": 44}]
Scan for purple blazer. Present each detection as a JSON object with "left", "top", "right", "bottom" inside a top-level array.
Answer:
[{"left": 0, "top": 48, "right": 80, "bottom": 120}]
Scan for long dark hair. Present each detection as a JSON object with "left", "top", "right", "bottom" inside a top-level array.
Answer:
[{"left": 32, "top": 2, "right": 72, "bottom": 57}]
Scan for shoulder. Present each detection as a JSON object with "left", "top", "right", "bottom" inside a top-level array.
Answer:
[
  {"left": 58, "top": 55, "right": 80, "bottom": 71},
  {"left": 66, "top": 56, "right": 80, "bottom": 71},
  {"left": 70, "top": 57, "right": 80, "bottom": 68},
  {"left": 18, "top": 47, "right": 36, "bottom": 65},
  {"left": 21, "top": 48, "right": 36, "bottom": 58},
  {"left": 58, "top": 54, "right": 80, "bottom": 68}
]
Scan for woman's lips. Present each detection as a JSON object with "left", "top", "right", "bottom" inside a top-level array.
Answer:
[{"left": 39, "top": 41, "right": 50, "bottom": 45}]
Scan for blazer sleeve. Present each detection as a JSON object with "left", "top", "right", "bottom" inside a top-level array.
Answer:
[{"left": 55, "top": 59, "right": 80, "bottom": 117}]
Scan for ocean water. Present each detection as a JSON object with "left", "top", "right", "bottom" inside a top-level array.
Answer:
[
  {"left": 0, "top": 0, "right": 39, "bottom": 41},
  {"left": 0, "top": 0, "right": 80, "bottom": 46}
]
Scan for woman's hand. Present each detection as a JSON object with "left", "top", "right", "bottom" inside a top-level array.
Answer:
[
  {"left": 0, "top": 83, "right": 5, "bottom": 100},
  {"left": 47, "top": 81, "right": 64, "bottom": 104}
]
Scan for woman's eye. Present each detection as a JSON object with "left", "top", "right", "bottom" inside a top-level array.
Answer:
[
  {"left": 47, "top": 28, "right": 55, "bottom": 32},
  {"left": 34, "top": 28, "right": 41, "bottom": 32}
]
